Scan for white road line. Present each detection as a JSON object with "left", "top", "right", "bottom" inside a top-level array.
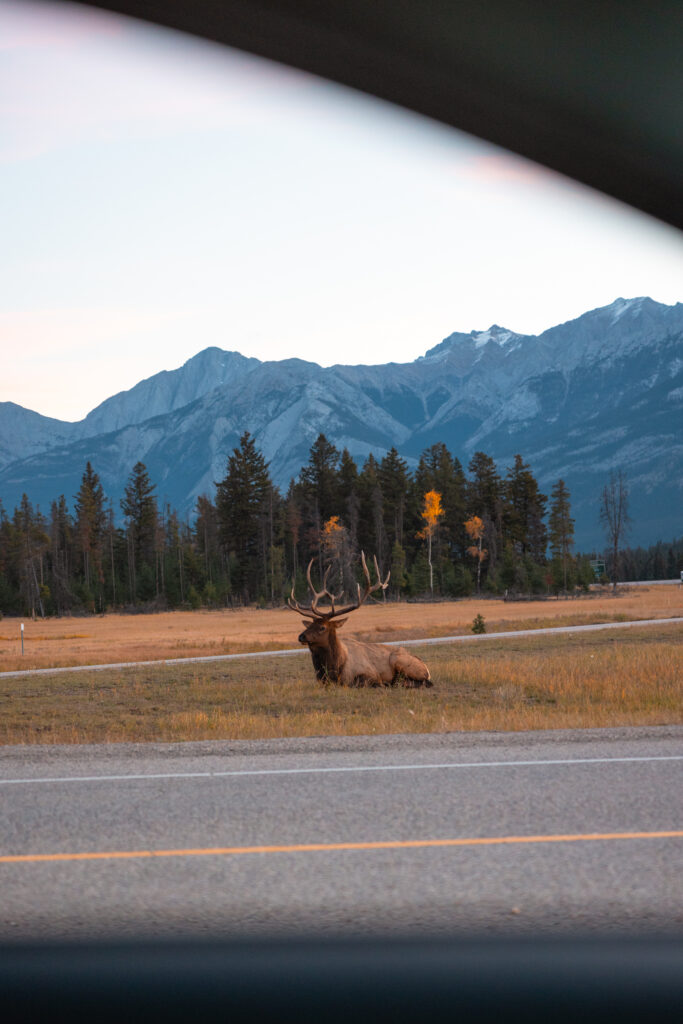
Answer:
[
  {"left": 2, "top": 754, "right": 681, "bottom": 786},
  {"left": 1, "top": 615, "right": 681, "bottom": 680}
]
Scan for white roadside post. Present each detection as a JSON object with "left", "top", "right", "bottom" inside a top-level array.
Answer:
[{"left": 21, "top": 622, "right": 24, "bottom": 656}]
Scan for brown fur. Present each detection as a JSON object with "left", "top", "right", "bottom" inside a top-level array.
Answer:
[{"left": 298, "top": 618, "right": 432, "bottom": 688}]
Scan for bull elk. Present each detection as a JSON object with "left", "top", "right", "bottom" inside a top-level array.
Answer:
[{"left": 288, "top": 553, "right": 432, "bottom": 688}]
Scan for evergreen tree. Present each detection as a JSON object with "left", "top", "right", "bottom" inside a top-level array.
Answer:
[
  {"left": 49, "top": 496, "right": 74, "bottom": 614},
  {"left": 299, "top": 434, "right": 340, "bottom": 525},
  {"left": 548, "top": 479, "right": 575, "bottom": 591},
  {"left": 503, "top": 454, "right": 547, "bottom": 561},
  {"left": 285, "top": 481, "right": 303, "bottom": 582},
  {"left": 338, "top": 448, "right": 359, "bottom": 506},
  {"left": 120, "top": 461, "right": 158, "bottom": 601},
  {"left": 467, "top": 451, "right": 503, "bottom": 578},
  {"left": 414, "top": 443, "right": 467, "bottom": 559},
  {"left": 338, "top": 449, "right": 360, "bottom": 567},
  {"left": 74, "top": 462, "right": 106, "bottom": 605},
  {"left": 389, "top": 541, "right": 408, "bottom": 599},
  {"left": 216, "top": 432, "right": 273, "bottom": 602},
  {"left": 194, "top": 494, "right": 220, "bottom": 586},
  {"left": 378, "top": 447, "right": 410, "bottom": 551},
  {"left": 357, "top": 454, "right": 385, "bottom": 560},
  {"left": 13, "top": 494, "right": 50, "bottom": 617}
]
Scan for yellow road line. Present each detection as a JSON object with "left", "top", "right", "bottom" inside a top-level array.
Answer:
[{"left": 1, "top": 830, "right": 681, "bottom": 865}]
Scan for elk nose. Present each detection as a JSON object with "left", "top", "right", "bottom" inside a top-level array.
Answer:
[{"left": 298, "top": 631, "right": 308, "bottom": 644}]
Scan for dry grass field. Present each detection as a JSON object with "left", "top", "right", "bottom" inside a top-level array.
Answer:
[
  {"left": 0, "top": 620, "right": 681, "bottom": 747},
  {"left": 1, "top": 585, "right": 681, "bottom": 673}
]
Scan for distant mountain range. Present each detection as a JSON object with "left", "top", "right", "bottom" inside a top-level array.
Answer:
[{"left": 1, "top": 296, "right": 681, "bottom": 549}]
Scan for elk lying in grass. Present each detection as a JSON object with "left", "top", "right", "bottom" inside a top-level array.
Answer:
[{"left": 288, "top": 553, "right": 432, "bottom": 688}]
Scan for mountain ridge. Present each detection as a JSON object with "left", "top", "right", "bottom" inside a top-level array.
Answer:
[{"left": 1, "top": 297, "right": 681, "bottom": 549}]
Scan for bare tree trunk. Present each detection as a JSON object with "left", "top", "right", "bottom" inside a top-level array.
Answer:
[{"left": 599, "top": 470, "right": 631, "bottom": 591}]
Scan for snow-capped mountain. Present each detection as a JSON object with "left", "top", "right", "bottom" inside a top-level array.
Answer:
[{"left": 1, "top": 297, "right": 681, "bottom": 548}]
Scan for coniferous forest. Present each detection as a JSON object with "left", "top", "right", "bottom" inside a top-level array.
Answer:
[{"left": 0, "top": 433, "right": 680, "bottom": 617}]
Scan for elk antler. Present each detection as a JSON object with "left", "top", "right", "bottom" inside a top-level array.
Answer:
[
  {"left": 287, "top": 552, "right": 390, "bottom": 620},
  {"left": 287, "top": 560, "right": 344, "bottom": 619}
]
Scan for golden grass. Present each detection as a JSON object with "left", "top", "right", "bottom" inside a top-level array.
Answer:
[
  {"left": 1, "top": 584, "right": 681, "bottom": 672},
  {"left": 1, "top": 623, "right": 680, "bottom": 745}
]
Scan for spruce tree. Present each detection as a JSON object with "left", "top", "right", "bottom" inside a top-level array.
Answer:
[
  {"left": 467, "top": 451, "right": 503, "bottom": 575},
  {"left": 378, "top": 447, "right": 410, "bottom": 550},
  {"left": 503, "top": 454, "right": 548, "bottom": 561},
  {"left": 548, "top": 479, "right": 575, "bottom": 591},
  {"left": 74, "top": 462, "right": 106, "bottom": 598},
  {"left": 357, "top": 454, "right": 385, "bottom": 560},
  {"left": 14, "top": 494, "right": 50, "bottom": 617},
  {"left": 299, "top": 434, "right": 341, "bottom": 524},
  {"left": 216, "top": 432, "right": 273, "bottom": 602},
  {"left": 49, "top": 495, "right": 74, "bottom": 614},
  {"left": 414, "top": 443, "right": 467, "bottom": 562},
  {"left": 121, "top": 461, "right": 158, "bottom": 601}
]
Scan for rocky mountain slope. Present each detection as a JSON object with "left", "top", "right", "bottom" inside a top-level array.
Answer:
[{"left": 1, "top": 297, "right": 681, "bottom": 548}]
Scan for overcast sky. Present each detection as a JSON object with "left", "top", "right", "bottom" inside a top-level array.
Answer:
[{"left": 2, "top": 0, "right": 682, "bottom": 422}]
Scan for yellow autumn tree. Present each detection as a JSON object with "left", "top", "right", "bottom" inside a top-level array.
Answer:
[
  {"left": 322, "top": 515, "right": 343, "bottom": 551},
  {"left": 417, "top": 490, "right": 444, "bottom": 596},
  {"left": 465, "top": 515, "right": 488, "bottom": 594},
  {"left": 322, "top": 515, "right": 345, "bottom": 591}
]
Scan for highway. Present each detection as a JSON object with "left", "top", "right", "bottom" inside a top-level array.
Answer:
[{"left": 1, "top": 726, "right": 681, "bottom": 942}]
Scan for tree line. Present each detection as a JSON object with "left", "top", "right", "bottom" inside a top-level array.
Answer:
[{"left": 0, "top": 433, "right": 677, "bottom": 617}]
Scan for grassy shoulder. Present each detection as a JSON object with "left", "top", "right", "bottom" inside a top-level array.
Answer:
[{"left": 2, "top": 623, "right": 681, "bottom": 745}]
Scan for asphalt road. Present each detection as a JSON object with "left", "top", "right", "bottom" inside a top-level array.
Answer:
[{"left": 1, "top": 727, "right": 681, "bottom": 942}]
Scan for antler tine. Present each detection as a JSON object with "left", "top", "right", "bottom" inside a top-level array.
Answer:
[
  {"left": 373, "top": 553, "right": 391, "bottom": 591},
  {"left": 287, "top": 581, "right": 311, "bottom": 616},
  {"left": 287, "top": 559, "right": 341, "bottom": 619},
  {"left": 286, "top": 560, "right": 319, "bottom": 617},
  {"left": 360, "top": 551, "right": 390, "bottom": 602},
  {"left": 318, "top": 562, "right": 345, "bottom": 615},
  {"left": 288, "top": 554, "right": 389, "bottom": 619}
]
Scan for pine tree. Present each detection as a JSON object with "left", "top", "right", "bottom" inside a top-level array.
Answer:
[
  {"left": 216, "top": 432, "right": 273, "bottom": 602},
  {"left": 49, "top": 496, "right": 74, "bottom": 614},
  {"left": 120, "top": 461, "right": 158, "bottom": 601},
  {"left": 467, "top": 451, "right": 503, "bottom": 572},
  {"left": 299, "top": 434, "right": 340, "bottom": 524},
  {"left": 357, "top": 454, "right": 385, "bottom": 560},
  {"left": 503, "top": 454, "right": 548, "bottom": 561},
  {"left": 74, "top": 462, "right": 106, "bottom": 604},
  {"left": 14, "top": 494, "right": 50, "bottom": 617},
  {"left": 548, "top": 479, "right": 575, "bottom": 591},
  {"left": 297, "top": 434, "right": 341, "bottom": 570},
  {"left": 390, "top": 541, "right": 408, "bottom": 599},
  {"left": 378, "top": 447, "right": 410, "bottom": 551},
  {"left": 194, "top": 494, "right": 220, "bottom": 585},
  {"left": 338, "top": 449, "right": 360, "bottom": 572},
  {"left": 414, "top": 443, "right": 467, "bottom": 560}
]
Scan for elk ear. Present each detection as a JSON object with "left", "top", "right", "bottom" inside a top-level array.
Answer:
[
  {"left": 301, "top": 618, "right": 315, "bottom": 627},
  {"left": 332, "top": 617, "right": 348, "bottom": 629}
]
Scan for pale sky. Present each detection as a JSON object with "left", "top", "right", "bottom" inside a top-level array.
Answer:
[{"left": 2, "top": 0, "right": 682, "bottom": 423}]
